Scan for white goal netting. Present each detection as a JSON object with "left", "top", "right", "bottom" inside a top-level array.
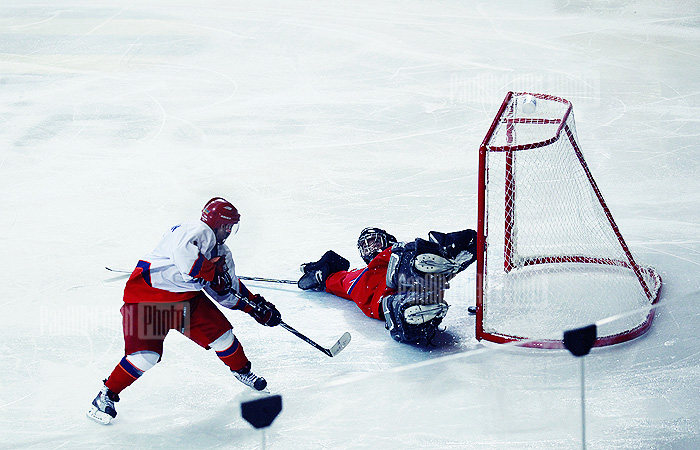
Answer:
[{"left": 476, "top": 92, "right": 661, "bottom": 348}]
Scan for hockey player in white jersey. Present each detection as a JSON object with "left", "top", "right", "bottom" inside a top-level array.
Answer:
[{"left": 87, "top": 197, "right": 281, "bottom": 425}]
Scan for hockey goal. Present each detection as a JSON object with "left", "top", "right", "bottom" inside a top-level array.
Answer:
[{"left": 476, "top": 92, "right": 661, "bottom": 348}]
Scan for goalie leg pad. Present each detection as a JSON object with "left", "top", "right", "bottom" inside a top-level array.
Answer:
[
  {"left": 403, "top": 303, "right": 449, "bottom": 325},
  {"left": 386, "top": 239, "right": 446, "bottom": 290},
  {"left": 413, "top": 252, "right": 460, "bottom": 274},
  {"left": 386, "top": 231, "right": 478, "bottom": 290},
  {"left": 382, "top": 291, "right": 448, "bottom": 344}
]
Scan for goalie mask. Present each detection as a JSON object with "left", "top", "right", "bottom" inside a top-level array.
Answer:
[{"left": 357, "top": 227, "right": 397, "bottom": 264}]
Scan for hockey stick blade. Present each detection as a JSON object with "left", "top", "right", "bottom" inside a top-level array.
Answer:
[
  {"left": 328, "top": 332, "right": 352, "bottom": 357},
  {"left": 280, "top": 322, "right": 351, "bottom": 357},
  {"left": 231, "top": 290, "right": 351, "bottom": 358}
]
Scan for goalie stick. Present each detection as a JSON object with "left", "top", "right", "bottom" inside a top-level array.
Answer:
[
  {"left": 232, "top": 292, "right": 351, "bottom": 357},
  {"left": 105, "top": 267, "right": 297, "bottom": 285}
]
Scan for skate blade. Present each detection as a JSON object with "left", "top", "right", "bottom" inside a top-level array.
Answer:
[
  {"left": 86, "top": 406, "right": 114, "bottom": 425},
  {"left": 404, "top": 304, "right": 448, "bottom": 325},
  {"left": 254, "top": 384, "right": 271, "bottom": 394},
  {"left": 246, "top": 386, "right": 271, "bottom": 395}
]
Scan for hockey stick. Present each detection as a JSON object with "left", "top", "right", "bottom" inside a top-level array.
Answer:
[
  {"left": 105, "top": 267, "right": 297, "bottom": 285},
  {"left": 233, "top": 292, "right": 351, "bottom": 358},
  {"left": 105, "top": 266, "right": 131, "bottom": 274},
  {"left": 105, "top": 266, "right": 350, "bottom": 356},
  {"left": 236, "top": 276, "right": 297, "bottom": 285}
]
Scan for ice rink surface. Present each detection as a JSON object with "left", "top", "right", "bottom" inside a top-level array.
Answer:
[{"left": 1, "top": 1, "right": 699, "bottom": 449}]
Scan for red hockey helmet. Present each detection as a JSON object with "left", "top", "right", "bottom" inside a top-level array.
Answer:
[{"left": 201, "top": 197, "right": 240, "bottom": 233}]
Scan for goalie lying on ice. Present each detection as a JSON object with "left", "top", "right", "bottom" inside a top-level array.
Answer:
[{"left": 297, "top": 227, "right": 476, "bottom": 344}]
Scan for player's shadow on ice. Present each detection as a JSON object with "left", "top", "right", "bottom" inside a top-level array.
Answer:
[{"left": 401, "top": 327, "right": 461, "bottom": 351}]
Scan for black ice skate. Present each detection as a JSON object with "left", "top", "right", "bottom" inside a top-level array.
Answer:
[
  {"left": 298, "top": 269, "right": 325, "bottom": 291},
  {"left": 86, "top": 383, "right": 120, "bottom": 425},
  {"left": 233, "top": 362, "right": 268, "bottom": 391}
]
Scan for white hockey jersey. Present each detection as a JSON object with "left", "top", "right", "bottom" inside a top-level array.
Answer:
[{"left": 123, "top": 219, "right": 243, "bottom": 309}]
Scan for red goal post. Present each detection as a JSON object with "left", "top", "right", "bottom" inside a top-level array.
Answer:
[{"left": 476, "top": 92, "right": 661, "bottom": 349}]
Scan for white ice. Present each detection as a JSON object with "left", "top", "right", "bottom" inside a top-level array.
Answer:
[{"left": 1, "top": 1, "right": 699, "bottom": 449}]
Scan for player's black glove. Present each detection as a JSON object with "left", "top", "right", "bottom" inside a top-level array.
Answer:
[
  {"left": 248, "top": 294, "right": 282, "bottom": 327},
  {"left": 210, "top": 256, "right": 232, "bottom": 295}
]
